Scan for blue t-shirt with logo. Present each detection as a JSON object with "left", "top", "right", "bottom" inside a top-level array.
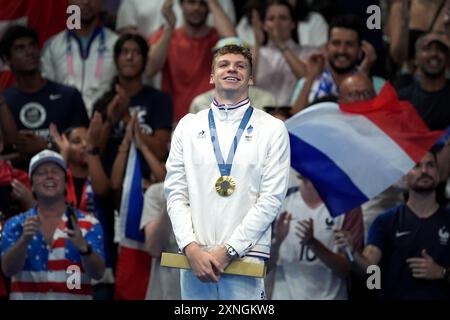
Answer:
[
  {"left": 4, "top": 80, "right": 90, "bottom": 140},
  {"left": 101, "top": 85, "right": 173, "bottom": 176},
  {"left": 367, "top": 204, "right": 450, "bottom": 299}
]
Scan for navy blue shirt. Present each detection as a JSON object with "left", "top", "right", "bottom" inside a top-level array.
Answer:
[
  {"left": 368, "top": 204, "right": 450, "bottom": 299},
  {"left": 398, "top": 80, "right": 450, "bottom": 131},
  {"left": 4, "top": 80, "right": 89, "bottom": 140},
  {"left": 100, "top": 85, "right": 173, "bottom": 176}
]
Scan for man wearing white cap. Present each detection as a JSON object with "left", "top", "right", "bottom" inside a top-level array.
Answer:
[{"left": 1, "top": 150, "right": 105, "bottom": 300}]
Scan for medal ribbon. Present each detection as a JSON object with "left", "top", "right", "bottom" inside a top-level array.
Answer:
[{"left": 208, "top": 105, "right": 253, "bottom": 177}]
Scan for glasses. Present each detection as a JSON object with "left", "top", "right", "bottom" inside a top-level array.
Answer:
[{"left": 345, "top": 90, "right": 375, "bottom": 101}]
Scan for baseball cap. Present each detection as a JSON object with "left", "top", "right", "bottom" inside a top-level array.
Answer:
[{"left": 29, "top": 149, "right": 67, "bottom": 177}]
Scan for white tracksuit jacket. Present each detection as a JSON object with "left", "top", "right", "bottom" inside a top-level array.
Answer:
[
  {"left": 165, "top": 100, "right": 290, "bottom": 258},
  {"left": 41, "top": 27, "right": 118, "bottom": 116}
]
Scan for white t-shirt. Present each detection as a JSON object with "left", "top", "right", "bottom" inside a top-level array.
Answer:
[
  {"left": 272, "top": 191, "right": 348, "bottom": 300},
  {"left": 139, "top": 183, "right": 181, "bottom": 300}
]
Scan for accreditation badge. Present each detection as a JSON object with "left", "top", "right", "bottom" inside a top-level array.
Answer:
[{"left": 215, "top": 176, "right": 236, "bottom": 197}]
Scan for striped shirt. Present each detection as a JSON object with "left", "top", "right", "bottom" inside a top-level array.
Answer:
[{"left": 1, "top": 207, "right": 105, "bottom": 300}]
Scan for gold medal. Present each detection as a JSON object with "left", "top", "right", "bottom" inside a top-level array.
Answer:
[{"left": 215, "top": 176, "right": 236, "bottom": 197}]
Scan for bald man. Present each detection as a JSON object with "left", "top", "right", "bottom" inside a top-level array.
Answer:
[{"left": 338, "top": 73, "right": 375, "bottom": 104}]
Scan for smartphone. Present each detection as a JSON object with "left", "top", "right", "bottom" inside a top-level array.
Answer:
[{"left": 66, "top": 202, "right": 77, "bottom": 230}]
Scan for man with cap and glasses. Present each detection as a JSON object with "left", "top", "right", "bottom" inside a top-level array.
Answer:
[{"left": 1, "top": 149, "right": 105, "bottom": 300}]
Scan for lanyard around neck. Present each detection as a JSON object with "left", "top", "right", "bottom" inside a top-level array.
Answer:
[
  {"left": 208, "top": 106, "right": 253, "bottom": 177},
  {"left": 66, "top": 27, "right": 106, "bottom": 80}
]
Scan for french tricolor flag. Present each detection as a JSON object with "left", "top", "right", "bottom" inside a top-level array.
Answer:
[
  {"left": 286, "top": 82, "right": 444, "bottom": 217},
  {"left": 114, "top": 141, "right": 151, "bottom": 300}
]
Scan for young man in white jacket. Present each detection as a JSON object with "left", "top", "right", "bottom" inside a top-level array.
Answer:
[{"left": 164, "top": 44, "right": 290, "bottom": 300}]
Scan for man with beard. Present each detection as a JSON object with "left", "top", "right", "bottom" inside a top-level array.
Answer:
[
  {"left": 41, "top": 0, "right": 118, "bottom": 117},
  {"left": 147, "top": 0, "right": 236, "bottom": 124},
  {"left": 398, "top": 32, "right": 450, "bottom": 131},
  {"left": 335, "top": 151, "right": 450, "bottom": 300},
  {"left": 290, "top": 14, "right": 384, "bottom": 112}
]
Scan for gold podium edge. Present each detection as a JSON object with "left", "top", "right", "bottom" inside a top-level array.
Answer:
[{"left": 160, "top": 252, "right": 266, "bottom": 278}]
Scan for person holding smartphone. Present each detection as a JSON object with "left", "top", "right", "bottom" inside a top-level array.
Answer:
[{"left": 0, "top": 149, "right": 105, "bottom": 300}]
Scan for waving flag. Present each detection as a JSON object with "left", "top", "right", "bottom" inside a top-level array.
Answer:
[
  {"left": 286, "top": 82, "right": 444, "bottom": 217},
  {"left": 114, "top": 141, "right": 151, "bottom": 300}
]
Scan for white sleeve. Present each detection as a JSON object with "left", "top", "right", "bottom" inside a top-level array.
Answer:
[
  {"left": 140, "top": 183, "right": 165, "bottom": 230},
  {"left": 164, "top": 117, "right": 196, "bottom": 251},
  {"left": 116, "top": 0, "right": 138, "bottom": 31},
  {"left": 40, "top": 38, "right": 56, "bottom": 81},
  {"left": 226, "top": 120, "right": 291, "bottom": 256}
]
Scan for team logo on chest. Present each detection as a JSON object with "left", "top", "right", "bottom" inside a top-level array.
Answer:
[
  {"left": 325, "top": 217, "right": 334, "bottom": 230},
  {"left": 438, "top": 226, "right": 449, "bottom": 246},
  {"left": 20, "top": 102, "right": 47, "bottom": 129},
  {"left": 197, "top": 129, "right": 206, "bottom": 139},
  {"left": 245, "top": 125, "right": 253, "bottom": 141}
]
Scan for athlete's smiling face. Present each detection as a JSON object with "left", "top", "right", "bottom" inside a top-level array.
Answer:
[{"left": 210, "top": 53, "right": 253, "bottom": 97}]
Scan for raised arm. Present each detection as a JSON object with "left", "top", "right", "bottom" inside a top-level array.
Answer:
[
  {"left": 266, "top": 25, "right": 306, "bottom": 79},
  {"left": 86, "top": 112, "right": 111, "bottom": 197},
  {"left": 387, "top": 0, "right": 411, "bottom": 65},
  {"left": 251, "top": 8, "right": 265, "bottom": 81},
  {"left": 97, "top": 85, "right": 130, "bottom": 154},
  {"left": 207, "top": 0, "right": 237, "bottom": 38},
  {"left": 110, "top": 117, "right": 134, "bottom": 193},
  {"left": 134, "top": 120, "right": 167, "bottom": 182},
  {"left": 1, "top": 216, "right": 40, "bottom": 277},
  {"left": 291, "top": 52, "right": 324, "bottom": 114},
  {"left": 268, "top": 211, "right": 292, "bottom": 272},
  {"left": 296, "top": 218, "right": 351, "bottom": 277},
  {"left": 334, "top": 230, "right": 382, "bottom": 276},
  {"left": 146, "top": 0, "right": 176, "bottom": 78}
]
